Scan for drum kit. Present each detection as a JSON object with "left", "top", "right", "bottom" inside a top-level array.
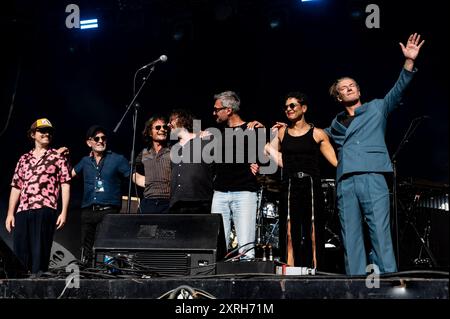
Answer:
[
  {"left": 228, "top": 175, "right": 342, "bottom": 256},
  {"left": 254, "top": 175, "right": 342, "bottom": 254},
  {"left": 255, "top": 175, "right": 280, "bottom": 251}
]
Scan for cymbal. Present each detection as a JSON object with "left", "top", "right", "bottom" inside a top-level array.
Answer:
[
  {"left": 256, "top": 175, "right": 281, "bottom": 192},
  {"left": 256, "top": 175, "right": 278, "bottom": 185}
]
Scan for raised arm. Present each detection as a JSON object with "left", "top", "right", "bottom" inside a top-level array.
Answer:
[
  {"left": 383, "top": 33, "right": 425, "bottom": 114},
  {"left": 400, "top": 33, "right": 425, "bottom": 72}
]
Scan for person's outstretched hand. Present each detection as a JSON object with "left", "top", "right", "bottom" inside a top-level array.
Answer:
[{"left": 400, "top": 33, "right": 425, "bottom": 61}]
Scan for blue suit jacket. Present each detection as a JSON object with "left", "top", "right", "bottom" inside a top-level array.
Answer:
[{"left": 326, "top": 68, "right": 416, "bottom": 181}]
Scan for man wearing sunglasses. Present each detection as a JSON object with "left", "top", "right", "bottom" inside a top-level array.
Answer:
[
  {"left": 325, "top": 33, "right": 425, "bottom": 275},
  {"left": 72, "top": 125, "right": 130, "bottom": 265},
  {"left": 133, "top": 116, "right": 171, "bottom": 214},
  {"left": 5, "top": 118, "right": 71, "bottom": 275},
  {"left": 211, "top": 90, "right": 264, "bottom": 260}
]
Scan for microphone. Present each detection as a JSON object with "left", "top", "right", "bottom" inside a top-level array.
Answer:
[{"left": 139, "top": 55, "right": 168, "bottom": 70}]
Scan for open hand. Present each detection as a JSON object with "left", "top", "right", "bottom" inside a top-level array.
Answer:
[{"left": 400, "top": 33, "right": 425, "bottom": 61}]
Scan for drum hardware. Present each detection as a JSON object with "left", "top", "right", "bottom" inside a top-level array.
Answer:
[
  {"left": 397, "top": 179, "right": 450, "bottom": 268},
  {"left": 255, "top": 180, "right": 280, "bottom": 250},
  {"left": 321, "top": 179, "right": 341, "bottom": 250},
  {"left": 261, "top": 202, "right": 279, "bottom": 219},
  {"left": 398, "top": 192, "right": 438, "bottom": 268},
  {"left": 255, "top": 177, "right": 343, "bottom": 254}
]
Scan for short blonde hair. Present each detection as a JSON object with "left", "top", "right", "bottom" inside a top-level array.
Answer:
[{"left": 329, "top": 77, "right": 359, "bottom": 101}]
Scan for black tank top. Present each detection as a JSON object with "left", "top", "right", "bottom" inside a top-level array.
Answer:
[{"left": 281, "top": 125, "right": 321, "bottom": 178}]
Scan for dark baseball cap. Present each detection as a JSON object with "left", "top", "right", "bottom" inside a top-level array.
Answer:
[{"left": 86, "top": 125, "right": 107, "bottom": 140}]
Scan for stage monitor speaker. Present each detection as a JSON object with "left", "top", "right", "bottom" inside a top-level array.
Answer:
[
  {"left": 0, "top": 237, "right": 28, "bottom": 279},
  {"left": 93, "top": 214, "right": 226, "bottom": 276},
  {"left": 216, "top": 260, "right": 275, "bottom": 274}
]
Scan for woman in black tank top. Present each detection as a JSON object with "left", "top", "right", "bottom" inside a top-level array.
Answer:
[{"left": 265, "top": 92, "right": 337, "bottom": 270}]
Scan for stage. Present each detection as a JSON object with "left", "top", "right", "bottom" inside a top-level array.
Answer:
[{"left": 1, "top": 268, "right": 448, "bottom": 300}]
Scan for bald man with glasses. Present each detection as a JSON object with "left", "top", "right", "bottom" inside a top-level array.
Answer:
[{"left": 72, "top": 125, "right": 130, "bottom": 265}]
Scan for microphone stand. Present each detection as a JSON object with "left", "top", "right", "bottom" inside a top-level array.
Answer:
[
  {"left": 391, "top": 116, "right": 427, "bottom": 269},
  {"left": 113, "top": 65, "right": 156, "bottom": 214}
]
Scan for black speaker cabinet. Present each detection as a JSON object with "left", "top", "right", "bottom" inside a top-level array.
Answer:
[
  {"left": 0, "top": 237, "right": 27, "bottom": 278},
  {"left": 93, "top": 214, "right": 226, "bottom": 276}
]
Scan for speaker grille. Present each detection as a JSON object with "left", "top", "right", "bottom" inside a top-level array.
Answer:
[
  {"left": 134, "top": 251, "right": 190, "bottom": 275},
  {"left": 95, "top": 250, "right": 191, "bottom": 276}
]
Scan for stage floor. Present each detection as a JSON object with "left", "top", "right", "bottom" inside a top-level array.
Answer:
[{"left": 1, "top": 273, "right": 448, "bottom": 299}]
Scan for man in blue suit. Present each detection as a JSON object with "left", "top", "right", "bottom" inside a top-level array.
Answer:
[{"left": 325, "top": 33, "right": 425, "bottom": 275}]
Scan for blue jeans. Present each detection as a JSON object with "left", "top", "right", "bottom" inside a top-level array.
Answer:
[{"left": 211, "top": 191, "right": 257, "bottom": 259}]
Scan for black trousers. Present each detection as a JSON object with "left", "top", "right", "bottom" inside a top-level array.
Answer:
[
  {"left": 81, "top": 207, "right": 120, "bottom": 264},
  {"left": 139, "top": 198, "right": 170, "bottom": 214},
  {"left": 13, "top": 207, "right": 57, "bottom": 274},
  {"left": 169, "top": 200, "right": 212, "bottom": 214},
  {"left": 279, "top": 176, "right": 325, "bottom": 269}
]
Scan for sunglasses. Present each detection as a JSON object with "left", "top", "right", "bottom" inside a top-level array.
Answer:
[
  {"left": 91, "top": 135, "right": 107, "bottom": 142},
  {"left": 213, "top": 107, "right": 227, "bottom": 113},
  {"left": 283, "top": 103, "right": 300, "bottom": 111},
  {"left": 154, "top": 125, "right": 169, "bottom": 131},
  {"left": 36, "top": 128, "right": 53, "bottom": 135}
]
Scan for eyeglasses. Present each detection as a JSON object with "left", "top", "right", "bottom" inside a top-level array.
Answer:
[
  {"left": 213, "top": 107, "right": 227, "bottom": 113},
  {"left": 153, "top": 125, "right": 169, "bottom": 131},
  {"left": 91, "top": 135, "right": 107, "bottom": 142},
  {"left": 283, "top": 103, "right": 300, "bottom": 111},
  {"left": 36, "top": 128, "right": 53, "bottom": 135}
]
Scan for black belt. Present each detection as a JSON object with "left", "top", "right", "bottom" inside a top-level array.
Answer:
[{"left": 91, "top": 204, "right": 119, "bottom": 211}]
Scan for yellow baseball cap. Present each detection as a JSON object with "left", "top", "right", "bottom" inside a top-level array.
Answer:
[{"left": 30, "top": 118, "right": 53, "bottom": 130}]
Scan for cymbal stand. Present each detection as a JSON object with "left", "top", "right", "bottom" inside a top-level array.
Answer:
[
  {"left": 399, "top": 194, "right": 438, "bottom": 268},
  {"left": 256, "top": 185, "right": 264, "bottom": 244}
]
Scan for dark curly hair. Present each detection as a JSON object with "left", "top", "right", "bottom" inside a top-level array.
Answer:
[{"left": 142, "top": 115, "right": 167, "bottom": 145}]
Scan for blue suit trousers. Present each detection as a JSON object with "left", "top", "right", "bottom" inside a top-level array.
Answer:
[{"left": 337, "top": 173, "right": 397, "bottom": 275}]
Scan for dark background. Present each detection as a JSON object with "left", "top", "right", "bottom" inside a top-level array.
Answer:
[{"left": 1, "top": 0, "right": 448, "bottom": 261}]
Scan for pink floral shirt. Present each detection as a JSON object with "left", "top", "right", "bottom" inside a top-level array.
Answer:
[{"left": 11, "top": 148, "right": 71, "bottom": 213}]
